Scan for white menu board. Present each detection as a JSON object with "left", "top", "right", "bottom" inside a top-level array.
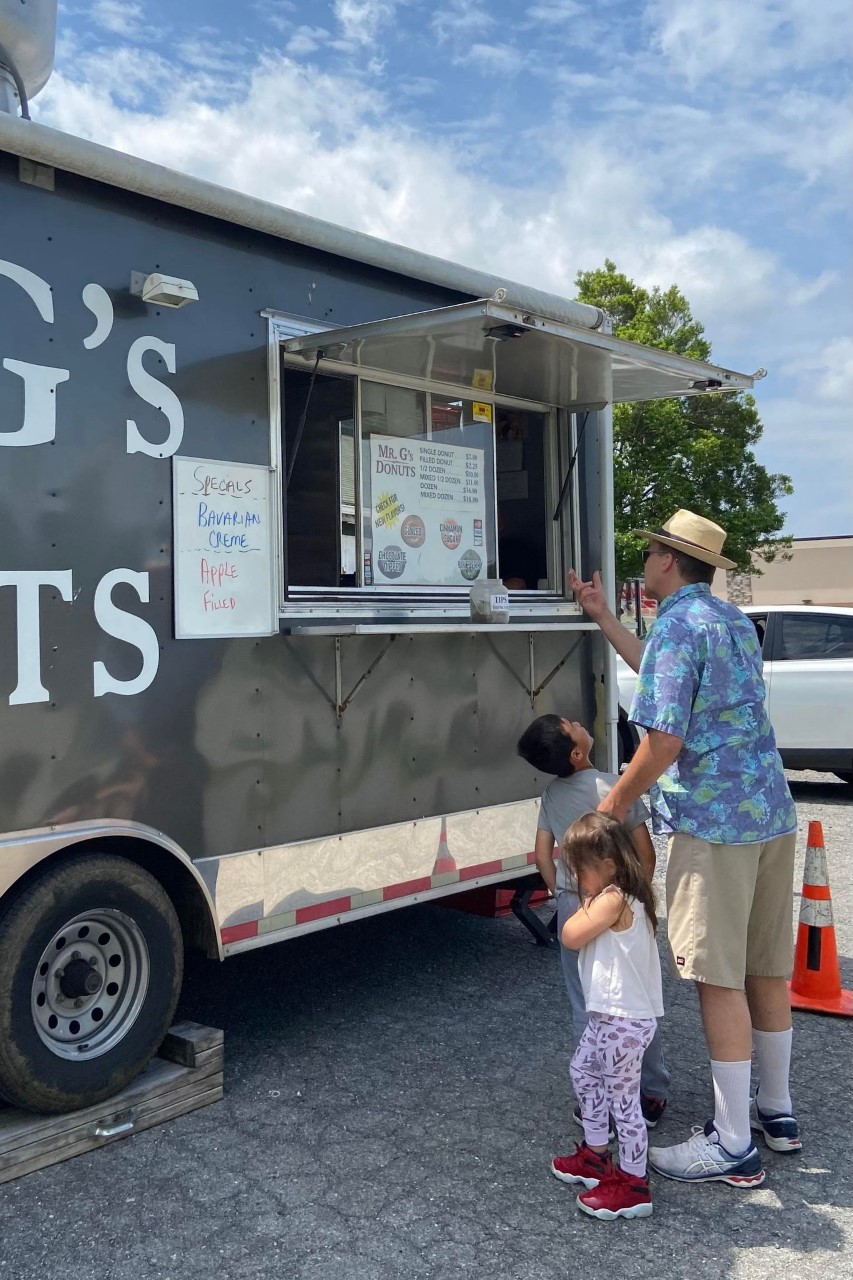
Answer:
[
  {"left": 173, "top": 456, "right": 276, "bottom": 638},
  {"left": 367, "top": 435, "right": 488, "bottom": 586}
]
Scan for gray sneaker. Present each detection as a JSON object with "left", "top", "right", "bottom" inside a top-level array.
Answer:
[{"left": 649, "top": 1121, "right": 765, "bottom": 1186}]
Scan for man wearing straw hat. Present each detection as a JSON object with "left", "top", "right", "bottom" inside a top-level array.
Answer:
[{"left": 568, "top": 510, "right": 800, "bottom": 1187}]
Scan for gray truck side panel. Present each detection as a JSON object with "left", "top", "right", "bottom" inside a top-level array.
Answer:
[{"left": 0, "top": 153, "right": 599, "bottom": 865}]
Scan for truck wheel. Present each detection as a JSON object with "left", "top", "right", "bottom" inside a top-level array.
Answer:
[{"left": 0, "top": 854, "right": 183, "bottom": 1114}]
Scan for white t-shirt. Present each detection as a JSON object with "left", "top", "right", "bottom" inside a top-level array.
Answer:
[
  {"left": 578, "top": 893, "right": 664, "bottom": 1019},
  {"left": 537, "top": 769, "right": 650, "bottom": 892}
]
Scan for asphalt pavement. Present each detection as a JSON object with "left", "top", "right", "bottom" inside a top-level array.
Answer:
[{"left": 1, "top": 771, "right": 851, "bottom": 1280}]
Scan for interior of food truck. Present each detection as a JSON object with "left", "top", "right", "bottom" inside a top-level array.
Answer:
[
  {"left": 272, "top": 297, "right": 751, "bottom": 627},
  {"left": 282, "top": 365, "right": 550, "bottom": 595}
]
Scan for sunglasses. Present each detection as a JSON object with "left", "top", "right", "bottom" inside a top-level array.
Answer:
[{"left": 642, "top": 548, "right": 669, "bottom": 563}]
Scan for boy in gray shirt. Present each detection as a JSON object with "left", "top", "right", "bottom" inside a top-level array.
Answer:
[{"left": 517, "top": 714, "right": 671, "bottom": 1126}]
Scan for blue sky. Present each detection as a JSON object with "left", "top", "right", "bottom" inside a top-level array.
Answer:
[{"left": 34, "top": 0, "right": 853, "bottom": 537}]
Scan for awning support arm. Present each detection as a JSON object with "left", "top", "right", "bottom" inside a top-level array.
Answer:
[
  {"left": 552, "top": 411, "right": 589, "bottom": 524},
  {"left": 285, "top": 349, "right": 323, "bottom": 489},
  {"left": 485, "top": 634, "right": 584, "bottom": 706},
  {"left": 336, "top": 635, "right": 397, "bottom": 720}
]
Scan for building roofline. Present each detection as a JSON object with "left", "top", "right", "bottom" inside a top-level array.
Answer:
[{"left": 786, "top": 535, "right": 853, "bottom": 543}]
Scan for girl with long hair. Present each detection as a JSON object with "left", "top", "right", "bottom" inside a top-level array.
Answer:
[{"left": 551, "top": 812, "right": 663, "bottom": 1220}]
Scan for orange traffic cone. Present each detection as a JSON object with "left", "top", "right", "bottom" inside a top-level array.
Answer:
[
  {"left": 431, "top": 818, "right": 457, "bottom": 876},
  {"left": 788, "top": 820, "right": 853, "bottom": 1017}
]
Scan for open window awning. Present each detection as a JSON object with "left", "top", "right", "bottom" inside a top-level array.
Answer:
[{"left": 282, "top": 299, "right": 755, "bottom": 409}]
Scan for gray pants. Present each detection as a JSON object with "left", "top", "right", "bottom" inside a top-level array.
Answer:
[{"left": 556, "top": 890, "right": 671, "bottom": 1101}]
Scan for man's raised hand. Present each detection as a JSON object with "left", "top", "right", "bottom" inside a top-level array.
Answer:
[{"left": 567, "top": 568, "right": 608, "bottom": 621}]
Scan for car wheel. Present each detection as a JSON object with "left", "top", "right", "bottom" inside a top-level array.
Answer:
[{"left": 0, "top": 854, "right": 183, "bottom": 1114}]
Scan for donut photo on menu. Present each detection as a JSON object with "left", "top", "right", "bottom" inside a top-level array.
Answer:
[
  {"left": 377, "top": 545, "right": 407, "bottom": 579},
  {"left": 458, "top": 549, "right": 482, "bottom": 581},
  {"left": 401, "top": 515, "right": 426, "bottom": 548},
  {"left": 440, "top": 518, "right": 462, "bottom": 551}
]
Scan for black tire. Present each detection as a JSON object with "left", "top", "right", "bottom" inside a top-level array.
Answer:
[
  {"left": 0, "top": 854, "right": 183, "bottom": 1114},
  {"left": 617, "top": 707, "right": 639, "bottom": 769}
]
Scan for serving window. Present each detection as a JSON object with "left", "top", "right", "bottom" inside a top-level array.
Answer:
[
  {"left": 269, "top": 298, "right": 755, "bottom": 626},
  {"left": 281, "top": 357, "right": 561, "bottom": 606}
]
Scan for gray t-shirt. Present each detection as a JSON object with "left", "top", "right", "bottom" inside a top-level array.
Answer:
[{"left": 538, "top": 769, "right": 650, "bottom": 891}]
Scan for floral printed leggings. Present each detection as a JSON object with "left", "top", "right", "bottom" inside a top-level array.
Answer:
[{"left": 570, "top": 1013, "right": 657, "bottom": 1177}]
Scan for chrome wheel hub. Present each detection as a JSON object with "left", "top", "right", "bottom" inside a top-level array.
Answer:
[{"left": 31, "top": 909, "right": 150, "bottom": 1060}]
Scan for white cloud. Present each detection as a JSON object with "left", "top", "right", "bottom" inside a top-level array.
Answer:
[
  {"left": 176, "top": 38, "right": 254, "bottom": 75},
  {"left": 34, "top": 52, "right": 823, "bottom": 342},
  {"left": 89, "top": 0, "right": 145, "bottom": 38},
  {"left": 396, "top": 75, "right": 439, "bottom": 97},
  {"left": 526, "top": 1, "right": 585, "bottom": 21},
  {"left": 637, "top": 228, "right": 781, "bottom": 329},
  {"left": 789, "top": 271, "right": 837, "bottom": 308},
  {"left": 462, "top": 43, "right": 526, "bottom": 74},
  {"left": 45, "top": 45, "right": 176, "bottom": 110},
  {"left": 787, "top": 337, "right": 853, "bottom": 406},
  {"left": 648, "top": 0, "right": 853, "bottom": 87},
  {"left": 758, "top": 91, "right": 853, "bottom": 187},
  {"left": 431, "top": 0, "right": 494, "bottom": 43},
  {"left": 31, "top": 31, "right": 851, "bottom": 536},
  {"left": 253, "top": 0, "right": 298, "bottom": 35},
  {"left": 552, "top": 69, "right": 611, "bottom": 91},
  {"left": 286, "top": 26, "right": 331, "bottom": 55},
  {"left": 333, "top": 0, "right": 399, "bottom": 45}
]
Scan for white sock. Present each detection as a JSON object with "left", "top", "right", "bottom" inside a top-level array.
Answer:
[
  {"left": 710, "top": 1059, "right": 752, "bottom": 1155},
  {"left": 752, "top": 1028, "right": 793, "bottom": 1115}
]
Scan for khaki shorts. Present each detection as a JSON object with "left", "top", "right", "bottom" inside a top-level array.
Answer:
[{"left": 666, "top": 831, "right": 796, "bottom": 989}]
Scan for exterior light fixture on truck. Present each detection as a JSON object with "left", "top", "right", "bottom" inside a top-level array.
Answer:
[
  {"left": 130, "top": 271, "right": 200, "bottom": 309},
  {"left": 0, "top": 0, "right": 756, "bottom": 1115}
]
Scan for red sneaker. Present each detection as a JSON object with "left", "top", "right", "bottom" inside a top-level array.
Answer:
[
  {"left": 551, "top": 1143, "right": 612, "bottom": 1188},
  {"left": 577, "top": 1167, "right": 653, "bottom": 1220}
]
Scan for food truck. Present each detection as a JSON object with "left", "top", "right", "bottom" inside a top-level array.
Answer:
[{"left": 0, "top": 2, "right": 756, "bottom": 1113}]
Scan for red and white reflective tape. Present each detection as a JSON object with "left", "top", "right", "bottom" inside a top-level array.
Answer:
[{"left": 220, "top": 848, "right": 537, "bottom": 945}]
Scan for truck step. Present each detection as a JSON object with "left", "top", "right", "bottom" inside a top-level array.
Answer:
[{"left": 0, "top": 1021, "right": 223, "bottom": 1185}]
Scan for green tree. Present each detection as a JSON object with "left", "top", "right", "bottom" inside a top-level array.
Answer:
[{"left": 575, "top": 260, "right": 792, "bottom": 586}]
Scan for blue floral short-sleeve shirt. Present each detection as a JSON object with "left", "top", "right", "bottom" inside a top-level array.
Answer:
[{"left": 628, "top": 583, "right": 796, "bottom": 845}]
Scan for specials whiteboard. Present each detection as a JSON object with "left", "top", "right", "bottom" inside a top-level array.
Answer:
[{"left": 173, "top": 456, "right": 277, "bottom": 639}]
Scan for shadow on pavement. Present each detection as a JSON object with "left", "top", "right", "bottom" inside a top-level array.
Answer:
[{"left": 787, "top": 773, "right": 853, "bottom": 807}]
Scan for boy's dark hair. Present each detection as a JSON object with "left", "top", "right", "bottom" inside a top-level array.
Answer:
[
  {"left": 561, "top": 812, "right": 657, "bottom": 931},
  {"left": 670, "top": 547, "right": 716, "bottom": 585},
  {"left": 517, "top": 714, "right": 576, "bottom": 778}
]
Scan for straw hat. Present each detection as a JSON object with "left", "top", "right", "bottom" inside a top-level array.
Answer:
[{"left": 632, "top": 509, "right": 737, "bottom": 570}]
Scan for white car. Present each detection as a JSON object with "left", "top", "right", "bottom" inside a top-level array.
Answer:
[{"left": 616, "top": 605, "right": 853, "bottom": 783}]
